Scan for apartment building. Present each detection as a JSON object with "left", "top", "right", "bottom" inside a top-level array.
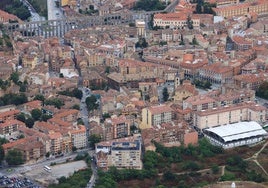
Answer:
[
  {"left": 232, "top": 36, "right": 253, "bottom": 51},
  {"left": 95, "top": 136, "right": 142, "bottom": 171},
  {"left": 2, "top": 136, "right": 46, "bottom": 162},
  {"left": 49, "top": 132, "right": 63, "bottom": 155},
  {"left": 141, "top": 122, "right": 198, "bottom": 149},
  {"left": 180, "top": 53, "right": 208, "bottom": 79},
  {"left": 0, "top": 109, "right": 20, "bottom": 122},
  {"left": 0, "top": 120, "right": 25, "bottom": 139},
  {"left": 193, "top": 102, "right": 267, "bottom": 130},
  {"left": 141, "top": 105, "right": 173, "bottom": 129},
  {"left": 104, "top": 115, "right": 130, "bottom": 140},
  {"left": 153, "top": 13, "right": 200, "bottom": 29},
  {"left": 53, "top": 109, "right": 80, "bottom": 125},
  {"left": 183, "top": 87, "right": 255, "bottom": 111},
  {"left": 70, "top": 125, "right": 87, "bottom": 149},
  {"left": 234, "top": 73, "right": 267, "bottom": 90},
  {"left": 23, "top": 100, "right": 43, "bottom": 113},
  {"left": 107, "top": 59, "right": 165, "bottom": 90},
  {"left": 205, "top": 0, "right": 239, "bottom": 7},
  {"left": 213, "top": 0, "right": 268, "bottom": 18},
  {"left": 0, "top": 63, "right": 13, "bottom": 80},
  {"left": 198, "top": 62, "right": 234, "bottom": 84}
]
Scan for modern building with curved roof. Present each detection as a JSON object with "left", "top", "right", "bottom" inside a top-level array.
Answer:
[{"left": 203, "top": 121, "right": 268, "bottom": 149}]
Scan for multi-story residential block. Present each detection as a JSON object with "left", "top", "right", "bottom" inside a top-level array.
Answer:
[
  {"left": 232, "top": 36, "right": 253, "bottom": 51},
  {"left": 70, "top": 125, "right": 87, "bottom": 149},
  {"left": 0, "top": 109, "right": 20, "bottom": 122},
  {"left": 2, "top": 135, "right": 46, "bottom": 162},
  {"left": 0, "top": 120, "right": 25, "bottom": 139},
  {"left": 193, "top": 102, "right": 267, "bottom": 130},
  {"left": 0, "top": 62, "right": 13, "bottom": 80},
  {"left": 49, "top": 132, "right": 63, "bottom": 155},
  {"left": 205, "top": 0, "right": 239, "bottom": 7},
  {"left": 183, "top": 87, "right": 255, "bottom": 111},
  {"left": 141, "top": 105, "right": 173, "bottom": 129},
  {"left": 213, "top": 0, "right": 268, "bottom": 18},
  {"left": 141, "top": 122, "right": 198, "bottom": 149},
  {"left": 53, "top": 109, "right": 80, "bottom": 125},
  {"left": 153, "top": 13, "right": 200, "bottom": 29},
  {"left": 22, "top": 100, "right": 43, "bottom": 113},
  {"left": 198, "top": 62, "right": 234, "bottom": 84},
  {"left": 234, "top": 73, "right": 267, "bottom": 90},
  {"left": 180, "top": 53, "right": 208, "bottom": 79},
  {"left": 104, "top": 115, "right": 131, "bottom": 140},
  {"left": 82, "top": 70, "right": 104, "bottom": 89},
  {"left": 107, "top": 59, "right": 165, "bottom": 90},
  {"left": 95, "top": 136, "right": 142, "bottom": 171}
]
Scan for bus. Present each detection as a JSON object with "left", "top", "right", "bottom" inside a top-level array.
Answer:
[{"left": 44, "top": 165, "right": 51, "bottom": 172}]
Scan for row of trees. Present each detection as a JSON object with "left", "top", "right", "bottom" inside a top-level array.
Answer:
[
  {"left": 0, "top": 93, "right": 27, "bottom": 107},
  {"left": 58, "top": 88, "right": 83, "bottom": 99},
  {"left": 133, "top": 0, "right": 166, "bottom": 11},
  {"left": 193, "top": 79, "right": 212, "bottom": 89},
  {"left": 194, "top": 0, "right": 216, "bottom": 15}
]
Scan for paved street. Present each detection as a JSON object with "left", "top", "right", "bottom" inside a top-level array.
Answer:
[{"left": 47, "top": 0, "right": 64, "bottom": 21}]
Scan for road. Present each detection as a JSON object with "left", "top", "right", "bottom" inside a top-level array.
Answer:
[{"left": 47, "top": 0, "right": 64, "bottom": 21}]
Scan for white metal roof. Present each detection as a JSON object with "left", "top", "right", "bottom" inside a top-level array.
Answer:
[{"left": 205, "top": 121, "right": 267, "bottom": 142}]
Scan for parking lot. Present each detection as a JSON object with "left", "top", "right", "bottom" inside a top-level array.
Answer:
[
  {"left": 0, "top": 175, "right": 41, "bottom": 188},
  {"left": 24, "top": 160, "right": 87, "bottom": 186}
]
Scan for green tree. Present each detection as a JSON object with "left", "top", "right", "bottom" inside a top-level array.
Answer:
[
  {"left": 256, "top": 81, "right": 268, "bottom": 99},
  {"left": 187, "top": 16, "right": 193, "bottom": 29},
  {"left": 72, "top": 146, "right": 77, "bottom": 152},
  {"left": 102, "top": 113, "right": 111, "bottom": 120},
  {"left": 19, "top": 84, "right": 26, "bottom": 92},
  {"left": 0, "top": 146, "right": 4, "bottom": 162},
  {"left": 72, "top": 88, "right": 83, "bottom": 99},
  {"left": 211, "top": 164, "right": 219, "bottom": 174},
  {"left": 31, "top": 108, "right": 42, "bottom": 121},
  {"left": 16, "top": 113, "right": 26, "bottom": 122},
  {"left": 163, "top": 171, "right": 176, "bottom": 181},
  {"left": 25, "top": 117, "right": 35, "bottom": 128},
  {"left": 72, "top": 104, "right": 80, "bottom": 110},
  {"left": 135, "top": 38, "right": 148, "bottom": 49},
  {"left": 192, "top": 37, "right": 199, "bottom": 45},
  {"left": 34, "top": 94, "right": 45, "bottom": 102},
  {"left": 45, "top": 98, "right": 64, "bottom": 109},
  {"left": 105, "top": 66, "right": 110, "bottom": 74},
  {"left": 86, "top": 95, "right": 99, "bottom": 112},
  {"left": 0, "top": 138, "right": 8, "bottom": 162},
  {"left": 45, "top": 152, "right": 50, "bottom": 158},
  {"left": 162, "top": 87, "right": 169, "bottom": 102},
  {"left": 89, "top": 134, "right": 101, "bottom": 149},
  {"left": 10, "top": 72, "right": 19, "bottom": 84},
  {"left": 220, "top": 172, "right": 236, "bottom": 181},
  {"left": 5, "top": 149, "right": 25, "bottom": 165}
]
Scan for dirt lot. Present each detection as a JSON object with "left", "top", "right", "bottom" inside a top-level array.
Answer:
[
  {"left": 203, "top": 181, "right": 267, "bottom": 188},
  {"left": 24, "top": 161, "right": 87, "bottom": 186}
]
